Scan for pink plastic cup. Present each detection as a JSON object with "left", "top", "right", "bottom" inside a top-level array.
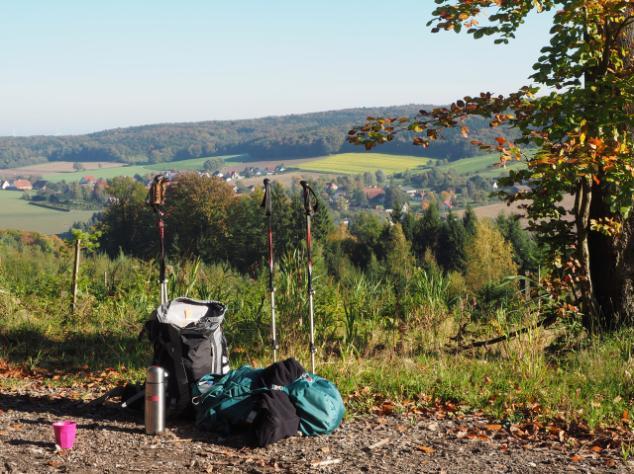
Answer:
[{"left": 52, "top": 420, "right": 77, "bottom": 449}]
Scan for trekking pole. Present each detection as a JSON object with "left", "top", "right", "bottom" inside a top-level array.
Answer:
[
  {"left": 148, "top": 175, "right": 169, "bottom": 306},
  {"left": 261, "top": 178, "right": 278, "bottom": 362},
  {"left": 300, "top": 180, "right": 318, "bottom": 373}
]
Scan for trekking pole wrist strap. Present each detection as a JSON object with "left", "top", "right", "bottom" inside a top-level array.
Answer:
[
  {"left": 261, "top": 178, "right": 272, "bottom": 215},
  {"left": 300, "top": 180, "right": 319, "bottom": 215}
]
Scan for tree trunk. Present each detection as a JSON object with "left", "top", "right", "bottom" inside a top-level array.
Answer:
[
  {"left": 589, "top": 187, "right": 634, "bottom": 329},
  {"left": 587, "top": 10, "right": 634, "bottom": 330},
  {"left": 575, "top": 177, "right": 599, "bottom": 329}
]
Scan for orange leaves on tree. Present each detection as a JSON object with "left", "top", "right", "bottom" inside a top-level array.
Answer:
[{"left": 587, "top": 137, "right": 604, "bottom": 150}]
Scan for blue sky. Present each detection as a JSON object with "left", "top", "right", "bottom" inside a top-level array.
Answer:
[{"left": 0, "top": 1, "right": 552, "bottom": 136}]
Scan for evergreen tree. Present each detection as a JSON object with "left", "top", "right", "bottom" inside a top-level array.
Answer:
[
  {"left": 495, "top": 214, "right": 542, "bottom": 275},
  {"left": 390, "top": 195, "right": 404, "bottom": 224},
  {"left": 462, "top": 204, "right": 477, "bottom": 237},
  {"left": 385, "top": 223, "right": 415, "bottom": 320},
  {"left": 401, "top": 212, "right": 416, "bottom": 242},
  {"left": 413, "top": 202, "right": 442, "bottom": 262},
  {"left": 437, "top": 211, "right": 467, "bottom": 272},
  {"left": 347, "top": 211, "right": 387, "bottom": 268}
]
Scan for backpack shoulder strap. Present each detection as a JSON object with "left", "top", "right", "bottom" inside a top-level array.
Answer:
[{"left": 164, "top": 325, "right": 191, "bottom": 415}]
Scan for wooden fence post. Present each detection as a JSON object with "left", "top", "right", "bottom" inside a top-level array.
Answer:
[{"left": 71, "top": 239, "right": 81, "bottom": 312}]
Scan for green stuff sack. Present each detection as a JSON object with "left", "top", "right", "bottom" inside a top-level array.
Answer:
[
  {"left": 192, "top": 365, "right": 264, "bottom": 434},
  {"left": 285, "top": 373, "right": 345, "bottom": 436}
]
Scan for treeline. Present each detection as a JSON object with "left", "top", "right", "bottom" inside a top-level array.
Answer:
[
  {"left": 0, "top": 105, "right": 518, "bottom": 169},
  {"left": 27, "top": 180, "right": 110, "bottom": 210},
  {"left": 97, "top": 174, "right": 333, "bottom": 274},
  {"left": 97, "top": 174, "right": 541, "bottom": 304}
]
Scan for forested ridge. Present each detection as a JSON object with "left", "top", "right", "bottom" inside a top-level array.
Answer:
[{"left": 0, "top": 105, "right": 516, "bottom": 168}]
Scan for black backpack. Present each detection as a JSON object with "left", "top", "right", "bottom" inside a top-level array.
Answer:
[{"left": 144, "top": 297, "right": 230, "bottom": 416}]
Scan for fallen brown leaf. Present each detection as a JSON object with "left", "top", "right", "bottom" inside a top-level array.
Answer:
[
  {"left": 380, "top": 401, "right": 396, "bottom": 415},
  {"left": 417, "top": 445, "right": 435, "bottom": 455}
]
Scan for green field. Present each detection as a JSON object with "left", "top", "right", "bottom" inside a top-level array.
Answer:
[
  {"left": 437, "top": 153, "right": 527, "bottom": 178},
  {"left": 0, "top": 152, "right": 527, "bottom": 235},
  {"left": 295, "top": 152, "right": 524, "bottom": 177},
  {"left": 42, "top": 164, "right": 150, "bottom": 183},
  {"left": 296, "top": 153, "right": 431, "bottom": 175},
  {"left": 40, "top": 155, "right": 246, "bottom": 182},
  {"left": 144, "top": 154, "right": 246, "bottom": 172},
  {"left": 0, "top": 191, "right": 95, "bottom": 234},
  {"left": 33, "top": 152, "right": 524, "bottom": 183}
]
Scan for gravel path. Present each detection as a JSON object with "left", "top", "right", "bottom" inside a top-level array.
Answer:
[{"left": 0, "top": 390, "right": 631, "bottom": 473}]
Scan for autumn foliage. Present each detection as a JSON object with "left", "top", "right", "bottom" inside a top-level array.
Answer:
[{"left": 348, "top": 0, "right": 634, "bottom": 330}]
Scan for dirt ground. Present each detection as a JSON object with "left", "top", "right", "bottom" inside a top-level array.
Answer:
[{"left": 1, "top": 389, "right": 630, "bottom": 473}]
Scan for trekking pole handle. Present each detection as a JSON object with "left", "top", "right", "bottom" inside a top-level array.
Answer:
[
  {"left": 262, "top": 178, "right": 272, "bottom": 216},
  {"left": 300, "top": 180, "right": 318, "bottom": 216}
]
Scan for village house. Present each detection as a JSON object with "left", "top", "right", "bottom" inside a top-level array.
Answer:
[
  {"left": 224, "top": 171, "right": 242, "bottom": 182},
  {"left": 0, "top": 180, "right": 12, "bottom": 190},
  {"left": 12, "top": 179, "right": 33, "bottom": 191},
  {"left": 363, "top": 187, "right": 385, "bottom": 203},
  {"left": 402, "top": 186, "right": 424, "bottom": 201},
  {"left": 80, "top": 175, "right": 97, "bottom": 186},
  {"left": 32, "top": 180, "right": 49, "bottom": 191}
]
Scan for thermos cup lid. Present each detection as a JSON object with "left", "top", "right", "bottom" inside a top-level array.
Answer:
[{"left": 147, "top": 366, "right": 166, "bottom": 383}]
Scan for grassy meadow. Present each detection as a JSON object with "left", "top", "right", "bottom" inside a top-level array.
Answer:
[
  {"left": 436, "top": 153, "right": 527, "bottom": 178},
  {"left": 36, "top": 154, "right": 246, "bottom": 182},
  {"left": 144, "top": 154, "right": 248, "bottom": 172},
  {"left": 0, "top": 234, "right": 631, "bottom": 430},
  {"left": 0, "top": 152, "right": 528, "bottom": 234},
  {"left": 0, "top": 191, "right": 95, "bottom": 234},
  {"left": 295, "top": 152, "right": 526, "bottom": 178},
  {"left": 4, "top": 152, "right": 524, "bottom": 183},
  {"left": 297, "top": 152, "right": 431, "bottom": 175}
]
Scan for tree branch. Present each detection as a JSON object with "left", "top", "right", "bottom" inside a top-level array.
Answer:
[{"left": 448, "top": 313, "right": 558, "bottom": 353}]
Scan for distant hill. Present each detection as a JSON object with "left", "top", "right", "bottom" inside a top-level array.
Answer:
[{"left": 0, "top": 105, "right": 516, "bottom": 169}]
